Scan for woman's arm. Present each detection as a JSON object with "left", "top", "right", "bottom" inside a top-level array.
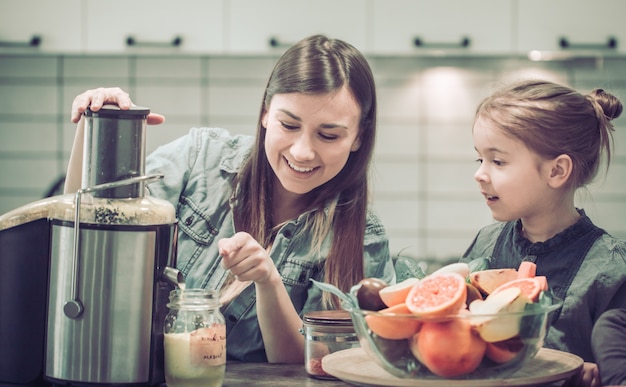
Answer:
[{"left": 219, "top": 232, "right": 305, "bottom": 363}]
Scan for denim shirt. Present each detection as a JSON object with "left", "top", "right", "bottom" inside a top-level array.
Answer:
[
  {"left": 461, "top": 211, "right": 626, "bottom": 362},
  {"left": 145, "top": 127, "right": 395, "bottom": 361}
]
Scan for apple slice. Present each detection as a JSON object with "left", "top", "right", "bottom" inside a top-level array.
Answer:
[
  {"left": 430, "top": 262, "right": 470, "bottom": 279},
  {"left": 469, "top": 287, "right": 528, "bottom": 342}
]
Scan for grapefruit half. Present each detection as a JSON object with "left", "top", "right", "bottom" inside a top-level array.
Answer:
[
  {"left": 405, "top": 272, "right": 467, "bottom": 317},
  {"left": 491, "top": 276, "right": 547, "bottom": 302}
]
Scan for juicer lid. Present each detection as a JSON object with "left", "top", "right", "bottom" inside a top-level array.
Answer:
[{"left": 84, "top": 104, "right": 150, "bottom": 118}]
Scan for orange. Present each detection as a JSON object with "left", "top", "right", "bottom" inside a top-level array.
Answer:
[
  {"left": 491, "top": 276, "right": 547, "bottom": 302},
  {"left": 364, "top": 303, "right": 421, "bottom": 340},
  {"left": 405, "top": 272, "right": 467, "bottom": 317},
  {"left": 379, "top": 277, "right": 420, "bottom": 307},
  {"left": 410, "top": 317, "right": 486, "bottom": 378},
  {"left": 469, "top": 268, "right": 518, "bottom": 295},
  {"left": 484, "top": 336, "right": 525, "bottom": 364}
]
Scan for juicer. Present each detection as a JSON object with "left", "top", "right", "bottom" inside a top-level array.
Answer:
[{"left": 0, "top": 105, "right": 182, "bottom": 386}]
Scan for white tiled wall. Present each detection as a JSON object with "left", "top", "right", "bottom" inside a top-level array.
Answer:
[{"left": 1, "top": 54, "right": 625, "bottom": 262}]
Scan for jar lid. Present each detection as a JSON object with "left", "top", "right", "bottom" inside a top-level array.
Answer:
[
  {"left": 167, "top": 288, "right": 220, "bottom": 310},
  {"left": 303, "top": 310, "right": 353, "bottom": 326},
  {"left": 84, "top": 104, "right": 150, "bottom": 118}
]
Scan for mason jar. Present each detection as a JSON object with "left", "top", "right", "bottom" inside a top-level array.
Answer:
[
  {"left": 302, "top": 310, "right": 359, "bottom": 379},
  {"left": 164, "top": 289, "right": 226, "bottom": 387}
]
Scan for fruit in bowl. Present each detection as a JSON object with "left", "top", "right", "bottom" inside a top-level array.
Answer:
[{"left": 313, "top": 260, "right": 562, "bottom": 380}]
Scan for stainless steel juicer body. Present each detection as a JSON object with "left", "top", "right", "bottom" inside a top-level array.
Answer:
[
  {"left": 46, "top": 217, "right": 177, "bottom": 384},
  {"left": 43, "top": 105, "right": 181, "bottom": 386}
]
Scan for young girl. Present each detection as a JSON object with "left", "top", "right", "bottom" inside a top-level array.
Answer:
[
  {"left": 462, "top": 79, "right": 626, "bottom": 387},
  {"left": 65, "top": 35, "right": 395, "bottom": 363}
]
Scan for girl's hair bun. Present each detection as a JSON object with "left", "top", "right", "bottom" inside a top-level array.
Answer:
[{"left": 589, "top": 88, "right": 623, "bottom": 121}]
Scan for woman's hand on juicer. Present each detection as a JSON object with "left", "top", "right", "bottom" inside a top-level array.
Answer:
[
  {"left": 219, "top": 232, "right": 280, "bottom": 285},
  {"left": 70, "top": 87, "right": 165, "bottom": 125}
]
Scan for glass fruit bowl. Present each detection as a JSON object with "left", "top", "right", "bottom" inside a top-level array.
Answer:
[
  {"left": 348, "top": 295, "right": 561, "bottom": 380},
  {"left": 312, "top": 265, "right": 563, "bottom": 381}
]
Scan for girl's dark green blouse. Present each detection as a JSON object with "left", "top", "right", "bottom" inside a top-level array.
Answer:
[{"left": 461, "top": 211, "right": 626, "bottom": 363}]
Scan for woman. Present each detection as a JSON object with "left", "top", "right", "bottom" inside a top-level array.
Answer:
[
  {"left": 461, "top": 79, "right": 626, "bottom": 387},
  {"left": 65, "top": 35, "right": 395, "bottom": 363}
]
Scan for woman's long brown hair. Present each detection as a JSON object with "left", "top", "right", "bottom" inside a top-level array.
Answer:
[{"left": 233, "top": 35, "right": 378, "bottom": 308}]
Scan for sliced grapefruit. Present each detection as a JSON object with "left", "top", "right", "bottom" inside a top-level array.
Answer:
[
  {"left": 517, "top": 261, "right": 537, "bottom": 279},
  {"left": 491, "top": 276, "right": 547, "bottom": 302},
  {"left": 469, "top": 268, "right": 518, "bottom": 295},
  {"left": 379, "top": 277, "right": 420, "bottom": 307},
  {"left": 364, "top": 303, "right": 421, "bottom": 340},
  {"left": 405, "top": 272, "right": 467, "bottom": 317}
]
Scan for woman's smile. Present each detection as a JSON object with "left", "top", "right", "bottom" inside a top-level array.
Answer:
[{"left": 285, "top": 156, "right": 317, "bottom": 174}]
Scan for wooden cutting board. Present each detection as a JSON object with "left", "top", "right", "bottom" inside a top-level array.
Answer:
[{"left": 322, "top": 347, "right": 583, "bottom": 387}]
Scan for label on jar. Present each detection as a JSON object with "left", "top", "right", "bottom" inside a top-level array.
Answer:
[{"left": 189, "top": 324, "right": 226, "bottom": 366}]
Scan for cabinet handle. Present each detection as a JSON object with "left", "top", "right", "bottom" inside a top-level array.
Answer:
[
  {"left": 0, "top": 35, "right": 41, "bottom": 47},
  {"left": 559, "top": 36, "right": 617, "bottom": 50},
  {"left": 413, "top": 36, "right": 471, "bottom": 48},
  {"left": 126, "top": 36, "right": 183, "bottom": 47},
  {"left": 268, "top": 37, "right": 293, "bottom": 48}
]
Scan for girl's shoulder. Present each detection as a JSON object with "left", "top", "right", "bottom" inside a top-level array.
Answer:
[
  {"left": 471, "top": 221, "right": 510, "bottom": 247},
  {"left": 461, "top": 221, "right": 509, "bottom": 262},
  {"left": 590, "top": 232, "right": 626, "bottom": 263},
  {"left": 476, "top": 221, "right": 508, "bottom": 237}
]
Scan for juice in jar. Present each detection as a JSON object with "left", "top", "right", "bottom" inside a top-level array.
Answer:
[
  {"left": 164, "top": 327, "right": 226, "bottom": 387},
  {"left": 164, "top": 289, "right": 226, "bottom": 387}
]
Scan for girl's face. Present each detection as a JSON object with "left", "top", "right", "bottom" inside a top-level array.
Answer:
[
  {"left": 473, "top": 116, "right": 554, "bottom": 222},
  {"left": 263, "top": 86, "right": 362, "bottom": 195}
]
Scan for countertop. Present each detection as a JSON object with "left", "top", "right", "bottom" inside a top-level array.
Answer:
[
  {"left": 219, "top": 360, "right": 570, "bottom": 387},
  {"left": 222, "top": 362, "right": 349, "bottom": 386}
]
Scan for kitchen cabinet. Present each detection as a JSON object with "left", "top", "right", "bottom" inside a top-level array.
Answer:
[
  {"left": 226, "top": 0, "right": 367, "bottom": 54},
  {"left": 0, "top": 0, "right": 82, "bottom": 53},
  {"left": 369, "top": 0, "right": 515, "bottom": 55},
  {"left": 517, "top": 0, "right": 626, "bottom": 56},
  {"left": 84, "top": 0, "right": 225, "bottom": 53}
]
